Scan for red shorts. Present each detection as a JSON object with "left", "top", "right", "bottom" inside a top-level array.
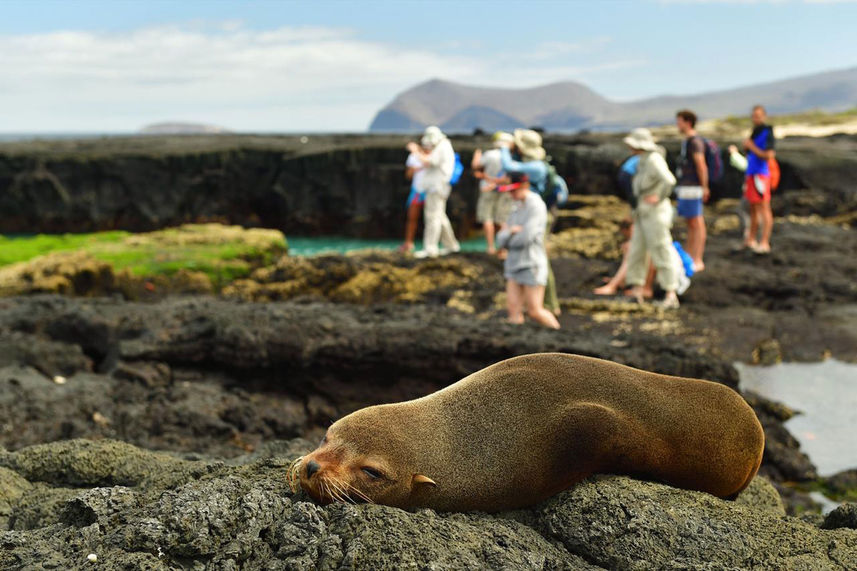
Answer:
[{"left": 744, "top": 174, "right": 771, "bottom": 204}]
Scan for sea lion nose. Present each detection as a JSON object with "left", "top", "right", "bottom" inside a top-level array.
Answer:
[{"left": 305, "top": 460, "right": 320, "bottom": 479}]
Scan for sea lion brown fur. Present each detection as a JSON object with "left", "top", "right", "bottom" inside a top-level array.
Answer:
[{"left": 288, "top": 353, "right": 765, "bottom": 512}]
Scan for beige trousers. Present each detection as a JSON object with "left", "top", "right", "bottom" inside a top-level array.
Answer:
[
  {"left": 627, "top": 199, "right": 678, "bottom": 292},
  {"left": 423, "top": 191, "right": 459, "bottom": 255}
]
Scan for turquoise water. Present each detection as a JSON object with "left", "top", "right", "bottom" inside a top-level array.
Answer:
[
  {"left": 736, "top": 359, "right": 857, "bottom": 477},
  {"left": 287, "top": 236, "right": 488, "bottom": 256}
]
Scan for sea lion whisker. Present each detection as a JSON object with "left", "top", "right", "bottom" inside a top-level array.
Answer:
[
  {"left": 286, "top": 457, "right": 303, "bottom": 493},
  {"left": 342, "top": 481, "right": 373, "bottom": 504},
  {"left": 321, "top": 477, "right": 344, "bottom": 503},
  {"left": 328, "top": 478, "right": 356, "bottom": 504}
]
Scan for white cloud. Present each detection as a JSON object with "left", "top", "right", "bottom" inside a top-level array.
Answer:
[{"left": 0, "top": 23, "right": 642, "bottom": 132}]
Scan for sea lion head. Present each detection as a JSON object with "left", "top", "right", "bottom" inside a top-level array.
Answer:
[{"left": 287, "top": 404, "right": 437, "bottom": 508}]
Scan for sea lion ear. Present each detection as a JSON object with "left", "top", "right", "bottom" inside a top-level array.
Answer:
[{"left": 412, "top": 474, "right": 437, "bottom": 488}]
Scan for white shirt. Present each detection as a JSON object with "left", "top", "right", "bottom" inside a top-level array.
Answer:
[
  {"left": 421, "top": 138, "right": 455, "bottom": 198},
  {"left": 406, "top": 152, "right": 426, "bottom": 192},
  {"left": 478, "top": 148, "right": 504, "bottom": 191}
]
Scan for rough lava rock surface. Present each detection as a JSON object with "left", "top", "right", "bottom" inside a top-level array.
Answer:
[{"left": 1, "top": 439, "right": 855, "bottom": 570}]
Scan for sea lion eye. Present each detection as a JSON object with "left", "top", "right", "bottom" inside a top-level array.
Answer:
[{"left": 362, "top": 467, "right": 383, "bottom": 480}]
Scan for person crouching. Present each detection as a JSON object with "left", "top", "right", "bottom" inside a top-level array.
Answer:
[{"left": 495, "top": 173, "right": 561, "bottom": 329}]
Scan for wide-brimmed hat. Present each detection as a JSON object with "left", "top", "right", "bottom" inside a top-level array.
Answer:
[
  {"left": 513, "top": 129, "right": 546, "bottom": 161},
  {"left": 421, "top": 125, "right": 446, "bottom": 148},
  {"left": 623, "top": 128, "right": 658, "bottom": 152},
  {"left": 492, "top": 131, "right": 514, "bottom": 148}
]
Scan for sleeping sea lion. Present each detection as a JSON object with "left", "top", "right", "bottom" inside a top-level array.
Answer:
[{"left": 287, "top": 353, "right": 764, "bottom": 512}]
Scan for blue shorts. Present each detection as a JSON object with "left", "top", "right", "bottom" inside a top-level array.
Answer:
[
  {"left": 406, "top": 187, "right": 426, "bottom": 208},
  {"left": 677, "top": 198, "right": 703, "bottom": 219}
]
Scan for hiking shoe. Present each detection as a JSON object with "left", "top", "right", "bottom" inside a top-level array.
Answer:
[{"left": 655, "top": 297, "right": 680, "bottom": 310}]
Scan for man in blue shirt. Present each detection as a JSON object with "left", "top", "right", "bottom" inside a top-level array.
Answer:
[{"left": 742, "top": 105, "right": 776, "bottom": 253}]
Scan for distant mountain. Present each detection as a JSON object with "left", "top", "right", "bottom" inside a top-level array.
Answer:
[
  {"left": 140, "top": 122, "right": 230, "bottom": 135},
  {"left": 369, "top": 67, "right": 857, "bottom": 132}
]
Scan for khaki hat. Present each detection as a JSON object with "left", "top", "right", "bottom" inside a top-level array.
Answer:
[
  {"left": 623, "top": 128, "right": 658, "bottom": 152},
  {"left": 513, "top": 129, "right": 546, "bottom": 161},
  {"left": 492, "top": 131, "right": 514, "bottom": 147},
  {"left": 421, "top": 125, "right": 446, "bottom": 148}
]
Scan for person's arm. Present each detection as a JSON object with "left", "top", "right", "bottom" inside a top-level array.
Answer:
[
  {"left": 499, "top": 147, "right": 545, "bottom": 180},
  {"left": 505, "top": 201, "right": 546, "bottom": 249},
  {"left": 638, "top": 154, "right": 676, "bottom": 204},
  {"left": 743, "top": 128, "right": 776, "bottom": 160},
  {"left": 406, "top": 141, "right": 437, "bottom": 166},
  {"left": 728, "top": 145, "right": 748, "bottom": 172},
  {"left": 471, "top": 149, "right": 483, "bottom": 170},
  {"left": 495, "top": 225, "right": 511, "bottom": 250}
]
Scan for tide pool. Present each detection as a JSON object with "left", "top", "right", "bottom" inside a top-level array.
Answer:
[
  {"left": 286, "top": 236, "right": 488, "bottom": 256},
  {"left": 736, "top": 359, "right": 857, "bottom": 477}
]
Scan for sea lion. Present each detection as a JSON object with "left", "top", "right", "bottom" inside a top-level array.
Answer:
[{"left": 288, "top": 352, "right": 764, "bottom": 512}]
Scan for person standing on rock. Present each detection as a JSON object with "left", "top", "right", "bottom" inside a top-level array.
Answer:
[
  {"left": 399, "top": 143, "right": 428, "bottom": 253},
  {"left": 623, "top": 128, "right": 681, "bottom": 309},
  {"left": 407, "top": 126, "right": 461, "bottom": 258},
  {"left": 498, "top": 129, "right": 560, "bottom": 316},
  {"left": 495, "top": 172, "right": 560, "bottom": 329},
  {"left": 675, "top": 110, "right": 709, "bottom": 272},
  {"left": 742, "top": 105, "right": 776, "bottom": 254},
  {"left": 471, "top": 131, "right": 514, "bottom": 254}
]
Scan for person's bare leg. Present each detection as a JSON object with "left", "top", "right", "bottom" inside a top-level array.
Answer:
[
  {"left": 401, "top": 201, "right": 421, "bottom": 251},
  {"left": 759, "top": 201, "right": 773, "bottom": 251},
  {"left": 524, "top": 285, "right": 560, "bottom": 329},
  {"left": 644, "top": 261, "right": 656, "bottom": 298},
  {"left": 687, "top": 216, "right": 706, "bottom": 271},
  {"left": 484, "top": 220, "right": 496, "bottom": 254},
  {"left": 595, "top": 238, "right": 630, "bottom": 295},
  {"left": 747, "top": 203, "right": 760, "bottom": 249},
  {"left": 506, "top": 280, "right": 525, "bottom": 324}
]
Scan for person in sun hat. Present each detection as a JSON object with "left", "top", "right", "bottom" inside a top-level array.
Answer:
[
  {"left": 407, "top": 126, "right": 461, "bottom": 258},
  {"left": 622, "top": 127, "right": 681, "bottom": 310},
  {"left": 471, "top": 131, "right": 515, "bottom": 254},
  {"left": 496, "top": 128, "right": 561, "bottom": 317}
]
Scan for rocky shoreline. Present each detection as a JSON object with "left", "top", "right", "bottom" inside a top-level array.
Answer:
[{"left": 1, "top": 134, "right": 856, "bottom": 568}]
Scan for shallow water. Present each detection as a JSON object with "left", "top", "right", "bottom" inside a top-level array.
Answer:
[
  {"left": 736, "top": 359, "right": 857, "bottom": 477},
  {"left": 287, "top": 236, "right": 488, "bottom": 256}
]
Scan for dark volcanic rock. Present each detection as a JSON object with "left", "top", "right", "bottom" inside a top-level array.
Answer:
[
  {"left": 1, "top": 439, "right": 854, "bottom": 570},
  {"left": 823, "top": 503, "right": 857, "bottom": 530},
  {"left": 1, "top": 134, "right": 854, "bottom": 235}
]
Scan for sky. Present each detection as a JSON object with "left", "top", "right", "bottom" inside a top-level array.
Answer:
[{"left": 1, "top": 0, "right": 856, "bottom": 133}]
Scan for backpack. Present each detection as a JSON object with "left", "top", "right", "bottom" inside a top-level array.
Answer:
[
  {"left": 617, "top": 155, "right": 640, "bottom": 208},
  {"left": 768, "top": 157, "right": 781, "bottom": 191},
  {"left": 683, "top": 136, "right": 724, "bottom": 183},
  {"left": 541, "top": 159, "right": 569, "bottom": 208},
  {"left": 449, "top": 153, "right": 464, "bottom": 185}
]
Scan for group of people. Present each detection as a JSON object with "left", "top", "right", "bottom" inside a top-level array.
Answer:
[
  {"left": 402, "top": 125, "right": 560, "bottom": 328},
  {"left": 595, "top": 105, "right": 777, "bottom": 309},
  {"left": 400, "top": 105, "right": 776, "bottom": 326}
]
